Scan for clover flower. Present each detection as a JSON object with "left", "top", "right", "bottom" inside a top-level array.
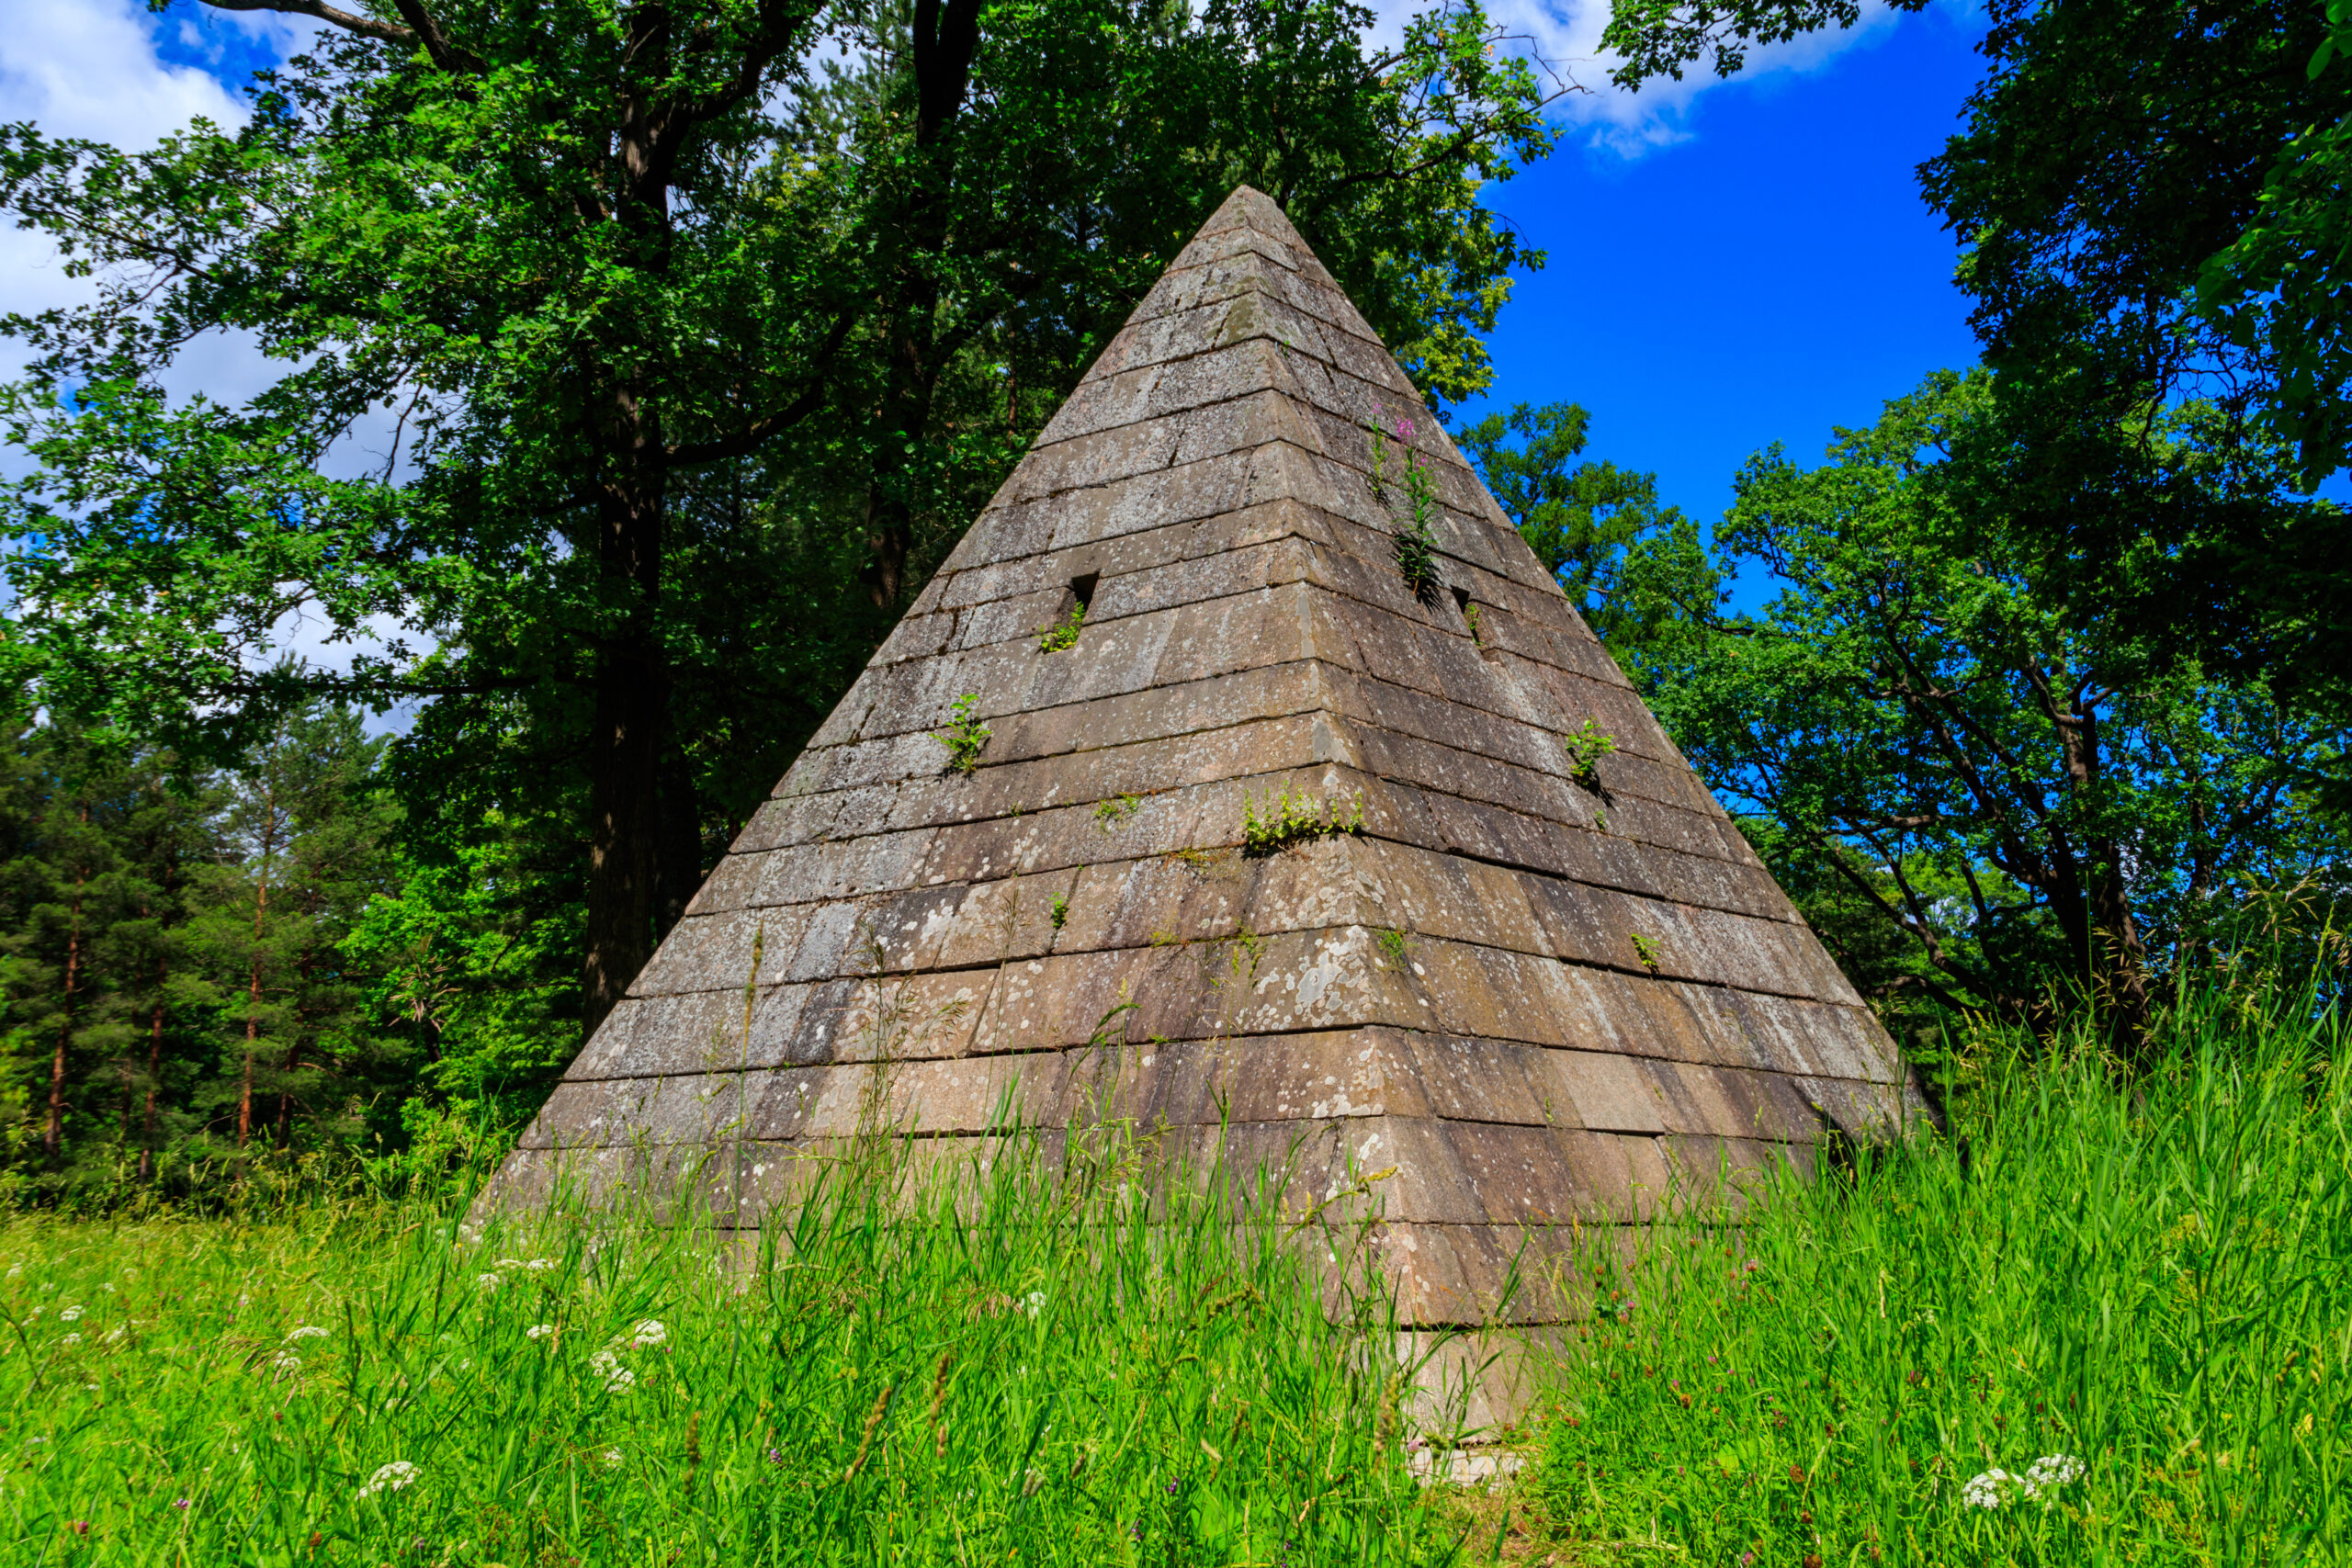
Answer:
[
  {"left": 285, "top": 1325, "right": 329, "bottom": 1342},
  {"left": 1961, "top": 1468, "right": 2013, "bottom": 1510},
  {"left": 171, "top": 1498, "right": 190, "bottom": 1510},
  {"left": 357, "top": 1461, "right": 420, "bottom": 1500}
]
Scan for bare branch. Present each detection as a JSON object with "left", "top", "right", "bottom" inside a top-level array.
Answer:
[{"left": 198, "top": 0, "right": 415, "bottom": 49}]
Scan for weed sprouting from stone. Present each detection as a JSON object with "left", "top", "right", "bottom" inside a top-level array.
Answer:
[
  {"left": 1562, "top": 718, "right": 1618, "bottom": 789},
  {"left": 1241, "top": 784, "right": 1365, "bottom": 856},
  {"left": 1374, "top": 929, "right": 1410, "bottom": 971},
  {"left": 932, "top": 694, "right": 990, "bottom": 775},
  {"left": 1630, "top": 933, "right": 1661, "bottom": 974},
  {"left": 1094, "top": 794, "right": 1141, "bottom": 828},
  {"left": 1036, "top": 602, "right": 1085, "bottom": 653}
]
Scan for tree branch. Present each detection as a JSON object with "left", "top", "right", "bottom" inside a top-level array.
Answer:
[{"left": 198, "top": 0, "right": 414, "bottom": 48}]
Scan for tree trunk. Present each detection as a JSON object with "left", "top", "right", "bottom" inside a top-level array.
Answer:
[
  {"left": 860, "top": 0, "right": 986, "bottom": 611},
  {"left": 2052, "top": 686, "right": 2151, "bottom": 1052},
  {"left": 577, "top": 38, "right": 687, "bottom": 1042},
  {"left": 580, "top": 400, "right": 669, "bottom": 1039},
  {"left": 655, "top": 727, "right": 702, "bottom": 942},
  {"left": 138, "top": 992, "right": 164, "bottom": 1185},
  {"left": 239, "top": 781, "right": 280, "bottom": 1150},
  {"left": 44, "top": 865, "right": 86, "bottom": 1165}
]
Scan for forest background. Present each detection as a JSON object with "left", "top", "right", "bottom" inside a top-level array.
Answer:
[{"left": 0, "top": 0, "right": 2343, "bottom": 1207}]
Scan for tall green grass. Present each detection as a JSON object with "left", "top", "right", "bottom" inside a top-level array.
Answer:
[
  {"left": 1525, "top": 976, "right": 2351, "bottom": 1565},
  {"left": 0, "top": 1130, "right": 1464, "bottom": 1566}
]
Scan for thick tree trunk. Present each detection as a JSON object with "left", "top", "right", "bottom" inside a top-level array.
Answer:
[
  {"left": 861, "top": 0, "right": 985, "bottom": 610},
  {"left": 580, "top": 383, "right": 669, "bottom": 1039},
  {"left": 655, "top": 728, "right": 703, "bottom": 941}
]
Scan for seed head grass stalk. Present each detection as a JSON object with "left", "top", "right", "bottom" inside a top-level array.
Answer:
[
  {"left": 1525, "top": 971, "right": 2350, "bottom": 1564},
  {"left": 0, "top": 1124, "right": 1467, "bottom": 1564}
]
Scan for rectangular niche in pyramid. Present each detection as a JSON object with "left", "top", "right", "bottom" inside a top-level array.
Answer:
[{"left": 482, "top": 185, "right": 1928, "bottom": 1332}]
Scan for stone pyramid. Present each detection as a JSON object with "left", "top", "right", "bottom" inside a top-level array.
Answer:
[{"left": 488, "top": 186, "right": 1922, "bottom": 1327}]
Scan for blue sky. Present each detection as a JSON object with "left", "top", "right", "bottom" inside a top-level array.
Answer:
[
  {"left": 5, "top": 0, "right": 1992, "bottom": 538},
  {"left": 1465, "top": 4, "right": 1991, "bottom": 540}
]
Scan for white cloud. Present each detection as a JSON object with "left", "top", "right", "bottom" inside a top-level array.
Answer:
[
  {"left": 1373, "top": 0, "right": 1914, "bottom": 158},
  {"left": 0, "top": 0, "right": 252, "bottom": 147}
]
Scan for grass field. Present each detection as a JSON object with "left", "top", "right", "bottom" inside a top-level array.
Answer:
[
  {"left": 0, "top": 1132, "right": 1461, "bottom": 1566},
  {"left": 4, "top": 976, "right": 2345, "bottom": 1566},
  {"left": 1519, "top": 976, "right": 2350, "bottom": 1566}
]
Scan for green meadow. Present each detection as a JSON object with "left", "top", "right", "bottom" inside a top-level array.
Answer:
[
  {"left": 4, "top": 974, "right": 2346, "bottom": 1567},
  {"left": 1521, "top": 974, "right": 2351, "bottom": 1566}
]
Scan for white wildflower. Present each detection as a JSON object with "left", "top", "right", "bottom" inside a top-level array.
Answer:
[
  {"left": 103, "top": 1327, "right": 125, "bottom": 1345},
  {"left": 235, "top": 1295, "right": 251, "bottom": 1308},
  {"left": 627, "top": 1319, "right": 666, "bottom": 1349},
  {"left": 475, "top": 1273, "right": 503, "bottom": 1290},
  {"left": 1021, "top": 1292, "right": 1046, "bottom": 1318},
  {"left": 526, "top": 1324, "right": 557, "bottom": 1340},
  {"left": 2022, "top": 1454, "right": 2084, "bottom": 1502},
  {"left": 100, "top": 1282, "right": 116, "bottom": 1293},
  {"left": 357, "top": 1461, "right": 420, "bottom": 1500},
  {"left": 604, "top": 1449, "right": 623, "bottom": 1469},
  {"left": 61, "top": 1333, "right": 82, "bottom": 1347},
  {"left": 522, "top": 1258, "right": 554, "bottom": 1272},
  {"left": 588, "top": 1348, "right": 635, "bottom": 1392},
  {"left": 285, "top": 1325, "right": 330, "bottom": 1342},
  {"left": 59, "top": 1305, "right": 83, "bottom": 1323},
  {"left": 269, "top": 1351, "right": 302, "bottom": 1376},
  {"left": 1962, "top": 1469, "right": 2013, "bottom": 1510},
  {"left": 495, "top": 1258, "right": 525, "bottom": 1270}
]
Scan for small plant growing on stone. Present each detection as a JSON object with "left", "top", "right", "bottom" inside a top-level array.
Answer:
[
  {"left": 1631, "top": 932, "right": 1662, "bottom": 975},
  {"left": 1563, "top": 718, "right": 1618, "bottom": 788},
  {"left": 1036, "top": 601, "right": 1085, "bottom": 653},
  {"left": 932, "top": 694, "right": 990, "bottom": 775},
  {"left": 1242, "top": 784, "right": 1366, "bottom": 856},
  {"left": 1366, "top": 408, "right": 1442, "bottom": 604},
  {"left": 1375, "top": 928, "right": 1410, "bottom": 971},
  {"left": 1048, "top": 892, "right": 1069, "bottom": 931},
  {"left": 1462, "top": 600, "right": 1483, "bottom": 646},
  {"left": 1093, "top": 793, "right": 1140, "bottom": 828}
]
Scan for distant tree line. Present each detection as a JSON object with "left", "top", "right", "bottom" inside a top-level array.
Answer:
[{"left": 0, "top": 704, "right": 582, "bottom": 1205}]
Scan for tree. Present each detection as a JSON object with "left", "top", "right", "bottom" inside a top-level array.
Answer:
[
  {"left": 183, "top": 705, "right": 399, "bottom": 1156},
  {"left": 1601, "top": 0, "right": 2352, "bottom": 807},
  {"left": 1457, "top": 399, "right": 1714, "bottom": 660},
  {"left": 1643, "top": 372, "right": 2346, "bottom": 1052},
  {"left": 1, "top": 0, "right": 1564, "bottom": 1035}
]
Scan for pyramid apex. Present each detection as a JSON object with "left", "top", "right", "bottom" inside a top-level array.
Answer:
[{"left": 1196, "top": 184, "right": 1309, "bottom": 249}]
